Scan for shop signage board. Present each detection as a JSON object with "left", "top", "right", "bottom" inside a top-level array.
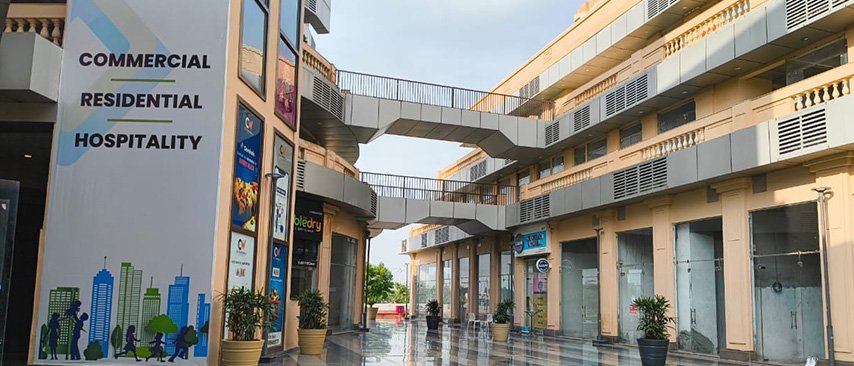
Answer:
[
  {"left": 514, "top": 227, "right": 549, "bottom": 257},
  {"left": 34, "top": 0, "right": 229, "bottom": 363},
  {"left": 294, "top": 199, "right": 323, "bottom": 241},
  {"left": 536, "top": 258, "right": 550, "bottom": 273}
]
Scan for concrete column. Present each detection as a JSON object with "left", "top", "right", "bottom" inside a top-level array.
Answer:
[
  {"left": 597, "top": 209, "right": 619, "bottom": 338},
  {"left": 712, "top": 177, "right": 754, "bottom": 356},
  {"left": 490, "top": 236, "right": 501, "bottom": 312},
  {"left": 546, "top": 222, "right": 561, "bottom": 334},
  {"left": 806, "top": 153, "right": 854, "bottom": 363},
  {"left": 436, "top": 248, "right": 444, "bottom": 317},
  {"left": 644, "top": 196, "right": 677, "bottom": 343},
  {"left": 450, "top": 244, "right": 460, "bottom": 323},
  {"left": 513, "top": 251, "right": 526, "bottom": 327},
  {"left": 317, "top": 204, "right": 338, "bottom": 302}
]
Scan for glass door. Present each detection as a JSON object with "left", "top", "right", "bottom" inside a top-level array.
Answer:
[
  {"left": 581, "top": 268, "right": 599, "bottom": 338},
  {"left": 0, "top": 180, "right": 19, "bottom": 360},
  {"left": 329, "top": 234, "right": 356, "bottom": 330},
  {"left": 617, "top": 229, "right": 654, "bottom": 344},
  {"left": 675, "top": 219, "right": 725, "bottom": 354},
  {"left": 560, "top": 238, "right": 598, "bottom": 338},
  {"left": 458, "top": 257, "right": 469, "bottom": 319}
]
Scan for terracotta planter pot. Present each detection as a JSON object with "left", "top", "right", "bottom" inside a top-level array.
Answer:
[
  {"left": 298, "top": 328, "right": 328, "bottom": 355},
  {"left": 368, "top": 307, "right": 379, "bottom": 320},
  {"left": 221, "top": 339, "right": 264, "bottom": 366},
  {"left": 492, "top": 323, "right": 511, "bottom": 342}
]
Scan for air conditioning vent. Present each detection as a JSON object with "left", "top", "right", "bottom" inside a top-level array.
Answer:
[
  {"left": 435, "top": 226, "right": 450, "bottom": 244},
  {"left": 306, "top": 0, "right": 317, "bottom": 12},
  {"left": 574, "top": 105, "right": 591, "bottom": 132},
  {"left": 519, "top": 195, "right": 550, "bottom": 223},
  {"left": 786, "top": 0, "right": 841, "bottom": 30},
  {"left": 647, "top": 0, "right": 678, "bottom": 20},
  {"left": 545, "top": 121, "right": 560, "bottom": 146},
  {"left": 613, "top": 158, "right": 667, "bottom": 200},
  {"left": 469, "top": 160, "right": 487, "bottom": 181},
  {"left": 296, "top": 160, "right": 307, "bottom": 191},
  {"left": 777, "top": 108, "right": 827, "bottom": 156},
  {"left": 312, "top": 76, "right": 345, "bottom": 121},
  {"left": 605, "top": 73, "right": 649, "bottom": 117}
]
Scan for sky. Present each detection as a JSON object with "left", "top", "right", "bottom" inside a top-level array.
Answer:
[{"left": 315, "top": 0, "right": 584, "bottom": 283}]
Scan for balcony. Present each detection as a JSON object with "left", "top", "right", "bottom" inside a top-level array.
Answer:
[
  {"left": 3, "top": 3, "right": 66, "bottom": 46},
  {"left": 302, "top": 43, "right": 336, "bottom": 84},
  {"left": 304, "top": 0, "right": 331, "bottom": 34},
  {"left": 1, "top": 3, "right": 64, "bottom": 103}
]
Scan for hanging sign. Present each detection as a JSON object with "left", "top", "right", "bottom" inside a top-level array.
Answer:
[{"left": 536, "top": 258, "right": 550, "bottom": 273}]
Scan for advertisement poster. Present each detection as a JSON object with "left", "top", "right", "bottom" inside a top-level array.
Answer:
[
  {"left": 273, "top": 136, "right": 294, "bottom": 242},
  {"left": 275, "top": 43, "right": 297, "bottom": 130},
  {"left": 293, "top": 199, "right": 323, "bottom": 242},
  {"left": 232, "top": 105, "right": 263, "bottom": 232},
  {"left": 532, "top": 273, "right": 548, "bottom": 329},
  {"left": 34, "top": 0, "right": 228, "bottom": 363},
  {"left": 266, "top": 243, "right": 287, "bottom": 347},
  {"left": 228, "top": 232, "right": 256, "bottom": 291}
]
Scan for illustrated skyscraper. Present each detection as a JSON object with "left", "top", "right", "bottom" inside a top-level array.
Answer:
[
  {"left": 88, "top": 259, "right": 113, "bottom": 358},
  {"left": 47, "top": 287, "right": 80, "bottom": 357},
  {"left": 194, "top": 294, "right": 211, "bottom": 357},
  {"left": 140, "top": 278, "right": 161, "bottom": 347},
  {"left": 116, "top": 262, "right": 143, "bottom": 350},
  {"left": 165, "top": 267, "right": 190, "bottom": 354}
]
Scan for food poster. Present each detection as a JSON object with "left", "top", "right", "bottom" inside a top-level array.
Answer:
[
  {"left": 266, "top": 243, "right": 287, "bottom": 347},
  {"left": 232, "top": 105, "right": 263, "bottom": 232},
  {"left": 273, "top": 137, "right": 293, "bottom": 242}
]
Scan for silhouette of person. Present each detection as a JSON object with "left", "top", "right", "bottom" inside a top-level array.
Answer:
[
  {"left": 47, "top": 313, "right": 60, "bottom": 360},
  {"left": 115, "top": 325, "right": 141, "bottom": 361},
  {"left": 168, "top": 326, "right": 189, "bottom": 362},
  {"left": 65, "top": 300, "right": 82, "bottom": 319},
  {"left": 146, "top": 332, "right": 166, "bottom": 362},
  {"left": 70, "top": 312, "right": 88, "bottom": 360}
]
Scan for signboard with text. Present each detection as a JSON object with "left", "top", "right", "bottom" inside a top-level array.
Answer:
[
  {"left": 228, "top": 232, "right": 256, "bottom": 291},
  {"left": 273, "top": 136, "right": 293, "bottom": 242},
  {"left": 232, "top": 105, "right": 263, "bottom": 232},
  {"left": 514, "top": 229, "right": 549, "bottom": 257},
  {"left": 293, "top": 199, "right": 323, "bottom": 241},
  {"left": 34, "top": 1, "right": 228, "bottom": 363},
  {"left": 267, "top": 243, "right": 287, "bottom": 347}
]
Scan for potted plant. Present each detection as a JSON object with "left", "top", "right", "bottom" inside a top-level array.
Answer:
[
  {"left": 366, "top": 263, "right": 394, "bottom": 320},
  {"left": 425, "top": 300, "right": 441, "bottom": 330},
  {"left": 633, "top": 295, "right": 674, "bottom": 366},
  {"left": 492, "top": 300, "right": 513, "bottom": 342},
  {"left": 220, "top": 287, "right": 274, "bottom": 366},
  {"left": 297, "top": 289, "right": 329, "bottom": 355}
]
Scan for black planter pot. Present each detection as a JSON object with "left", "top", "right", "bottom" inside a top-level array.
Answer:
[
  {"left": 636, "top": 338, "right": 669, "bottom": 366},
  {"left": 426, "top": 315, "right": 441, "bottom": 330}
]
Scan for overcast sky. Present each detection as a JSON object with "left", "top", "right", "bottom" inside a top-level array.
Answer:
[{"left": 315, "top": 0, "right": 583, "bottom": 283}]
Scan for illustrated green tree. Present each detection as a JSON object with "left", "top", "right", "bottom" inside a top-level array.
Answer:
[
  {"left": 146, "top": 314, "right": 178, "bottom": 334},
  {"left": 110, "top": 325, "right": 123, "bottom": 356},
  {"left": 83, "top": 341, "right": 104, "bottom": 361},
  {"left": 184, "top": 325, "right": 199, "bottom": 348},
  {"left": 389, "top": 282, "right": 409, "bottom": 304},
  {"left": 366, "top": 262, "right": 394, "bottom": 307}
]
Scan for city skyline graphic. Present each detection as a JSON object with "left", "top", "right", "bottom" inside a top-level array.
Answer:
[{"left": 38, "top": 258, "right": 209, "bottom": 362}]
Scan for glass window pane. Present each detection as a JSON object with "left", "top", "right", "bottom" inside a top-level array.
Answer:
[
  {"left": 787, "top": 38, "right": 848, "bottom": 84},
  {"left": 276, "top": 39, "right": 297, "bottom": 129},
  {"left": 587, "top": 139, "right": 607, "bottom": 161},
  {"left": 658, "top": 100, "right": 696, "bottom": 133},
  {"left": 459, "top": 257, "right": 470, "bottom": 317},
  {"left": 539, "top": 160, "right": 552, "bottom": 179},
  {"left": 478, "top": 254, "right": 490, "bottom": 315},
  {"left": 574, "top": 146, "right": 586, "bottom": 165},
  {"left": 279, "top": 0, "right": 300, "bottom": 47},
  {"left": 499, "top": 251, "right": 514, "bottom": 303},
  {"left": 517, "top": 169, "right": 530, "bottom": 186},
  {"left": 240, "top": 0, "right": 267, "bottom": 94},
  {"left": 620, "top": 124, "right": 643, "bottom": 148},
  {"left": 552, "top": 156, "right": 565, "bottom": 174}
]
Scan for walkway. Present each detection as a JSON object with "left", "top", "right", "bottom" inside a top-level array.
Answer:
[{"left": 279, "top": 320, "right": 748, "bottom": 366}]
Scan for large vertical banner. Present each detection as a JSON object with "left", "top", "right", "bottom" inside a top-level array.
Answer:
[
  {"left": 266, "top": 243, "right": 287, "bottom": 347},
  {"left": 35, "top": 1, "right": 228, "bottom": 363}
]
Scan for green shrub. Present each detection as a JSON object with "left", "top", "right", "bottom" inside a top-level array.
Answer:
[
  {"left": 633, "top": 295, "right": 674, "bottom": 340},
  {"left": 297, "top": 289, "right": 328, "bottom": 330},
  {"left": 493, "top": 300, "right": 513, "bottom": 324},
  {"left": 220, "top": 287, "right": 274, "bottom": 341},
  {"left": 425, "top": 300, "right": 440, "bottom": 317}
]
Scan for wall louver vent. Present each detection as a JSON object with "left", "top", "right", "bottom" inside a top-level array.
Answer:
[
  {"left": 605, "top": 73, "right": 649, "bottom": 117},
  {"left": 613, "top": 157, "right": 667, "bottom": 200},
  {"left": 545, "top": 121, "right": 560, "bottom": 145},
  {"left": 435, "top": 226, "right": 450, "bottom": 244},
  {"left": 469, "top": 160, "right": 487, "bottom": 181},
  {"left": 370, "top": 191, "right": 378, "bottom": 215},
  {"left": 296, "top": 160, "right": 307, "bottom": 191},
  {"left": 519, "top": 77, "right": 541, "bottom": 99},
  {"left": 777, "top": 108, "right": 827, "bottom": 156},
  {"left": 420, "top": 233, "right": 428, "bottom": 248},
  {"left": 647, "top": 0, "right": 678, "bottom": 20},
  {"left": 785, "top": 0, "right": 846, "bottom": 30},
  {"left": 519, "top": 195, "right": 550, "bottom": 223},
  {"left": 313, "top": 76, "right": 345, "bottom": 120},
  {"left": 574, "top": 105, "right": 591, "bottom": 132}
]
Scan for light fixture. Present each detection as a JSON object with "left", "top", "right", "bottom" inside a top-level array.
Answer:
[
  {"left": 23, "top": 154, "right": 32, "bottom": 159},
  {"left": 681, "top": 91, "right": 688, "bottom": 95},
  {"left": 734, "top": 67, "right": 742, "bottom": 71},
  {"left": 802, "top": 37, "right": 809, "bottom": 41}
]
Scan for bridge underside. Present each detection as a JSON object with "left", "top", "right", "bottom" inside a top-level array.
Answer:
[{"left": 370, "top": 196, "right": 506, "bottom": 236}]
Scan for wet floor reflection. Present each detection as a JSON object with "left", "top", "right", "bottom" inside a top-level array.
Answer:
[{"left": 279, "top": 319, "right": 747, "bottom": 365}]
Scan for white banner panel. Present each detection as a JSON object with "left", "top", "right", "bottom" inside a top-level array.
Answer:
[{"left": 34, "top": 0, "right": 229, "bottom": 363}]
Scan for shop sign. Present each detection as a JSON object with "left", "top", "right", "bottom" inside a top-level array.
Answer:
[
  {"left": 228, "top": 232, "right": 256, "bottom": 291},
  {"left": 514, "top": 229, "right": 548, "bottom": 257},
  {"left": 267, "top": 243, "right": 287, "bottom": 347},
  {"left": 536, "top": 258, "right": 550, "bottom": 273},
  {"left": 232, "top": 105, "right": 263, "bottom": 232},
  {"left": 294, "top": 199, "right": 323, "bottom": 241},
  {"left": 35, "top": 0, "right": 228, "bottom": 362},
  {"left": 273, "top": 136, "right": 294, "bottom": 242}
]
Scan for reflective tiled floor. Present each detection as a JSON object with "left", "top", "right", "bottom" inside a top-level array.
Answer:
[{"left": 279, "top": 320, "right": 750, "bottom": 365}]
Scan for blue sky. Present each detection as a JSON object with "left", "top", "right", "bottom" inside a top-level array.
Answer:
[{"left": 315, "top": 0, "right": 584, "bottom": 283}]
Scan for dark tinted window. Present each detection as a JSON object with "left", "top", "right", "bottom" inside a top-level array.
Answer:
[
  {"left": 239, "top": 0, "right": 268, "bottom": 95},
  {"left": 620, "top": 124, "right": 642, "bottom": 148},
  {"left": 280, "top": 0, "right": 300, "bottom": 47},
  {"left": 658, "top": 100, "right": 696, "bottom": 133}
]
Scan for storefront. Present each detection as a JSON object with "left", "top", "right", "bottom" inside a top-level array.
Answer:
[
  {"left": 291, "top": 198, "right": 322, "bottom": 298},
  {"left": 514, "top": 226, "right": 549, "bottom": 331},
  {"left": 560, "top": 238, "right": 598, "bottom": 339},
  {"left": 616, "top": 228, "right": 654, "bottom": 344}
]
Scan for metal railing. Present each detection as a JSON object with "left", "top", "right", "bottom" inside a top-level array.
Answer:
[
  {"left": 360, "top": 172, "right": 518, "bottom": 205},
  {"left": 337, "top": 70, "right": 555, "bottom": 120}
]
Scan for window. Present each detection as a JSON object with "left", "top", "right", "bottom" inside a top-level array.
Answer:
[
  {"left": 753, "top": 38, "right": 848, "bottom": 91},
  {"left": 517, "top": 169, "right": 530, "bottom": 186},
  {"left": 574, "top": 146, "right": 586, "bottom": 165},
  {"left": 552, "top": 155, "right": 565, "bottom": 174},
  {"left": 499, "top": 251, "right": 514, "bottom": 303},
  {"left": 290, "top": 239, "right": 318, "bottom": 298},
  {"left": 499, "top": 178, "right": 513, "bottom": 205},
  {"left": 416, "top": 264, "right": 437, "bottom": 316},
  {"left": 538, "top": 155, "right": 565, "bottom": 179},
  {"left": 478, "top": 254, "right": 490, "bottom": 315},
  {"left": 275, "top": 39, "right": 297, "bottom": 129},
  {"left": 539, "top": 160, "right": 552, "bottom": 179},
  {"left": 620, "top": 124, "right": 643, "bottom": 148},
  {"left": 658, "top": 100, "right": 696, "bottom": 133},
  {"left": 280, "top": 0, "right": 300, "bottom": 46},
  {"left": 575, "top": 139, "right": 607, "bottom": 165},
  {"left": 239, "top": 0, "right": 268, "bottom": 95}
]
